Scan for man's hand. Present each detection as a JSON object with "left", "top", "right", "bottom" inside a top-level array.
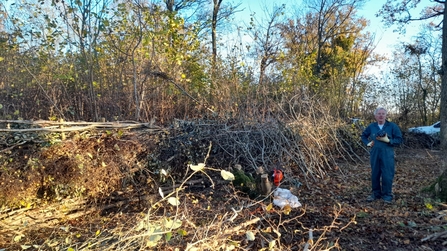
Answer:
[
  {"left": 367, "top": 141, "right": 374, "bottom": 147},
  {"left": 376, "top": 134, "right": 390, "bottom": 143}
]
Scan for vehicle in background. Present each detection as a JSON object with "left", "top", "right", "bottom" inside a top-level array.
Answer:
[{"left": 408, "top": 121, "right": 440, "bottom": 135}]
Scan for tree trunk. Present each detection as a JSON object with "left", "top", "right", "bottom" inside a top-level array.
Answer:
[
  {"left": 439, "top": 2, "right": 447, "bottom": 196},
  {"left": 212, "top": 0, "right": 223, "bottom": 67}
]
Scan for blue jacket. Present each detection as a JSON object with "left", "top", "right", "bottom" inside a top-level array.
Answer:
[{"left": 361, "top": 120, "right": 403, "bottom": 148}]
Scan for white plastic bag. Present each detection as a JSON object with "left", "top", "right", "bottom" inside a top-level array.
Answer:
[{"left": 273, "top": 188, "right": 302, "bottom": 209}]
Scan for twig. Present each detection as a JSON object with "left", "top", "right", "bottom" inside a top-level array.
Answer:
[
  {"left": 149, "top": 71, "right": 215, "bottom": 113},
  {"left": 303, "top": 228, "right": 313, "bottom": 251},
  {"left": 203, "top": 141, "right": 213, "bottom": 165},
  {"left": 0, "top": 141, "right": 27, "bottom": 152},
  {"left": 222, "top": 217, "right": 260, "bottom": 235},
  {"left": 0, "top": 123, "right": 157, "bottom": 132},
  {"left": 421, "top": 230, "right": 447, "bottom": 242}
]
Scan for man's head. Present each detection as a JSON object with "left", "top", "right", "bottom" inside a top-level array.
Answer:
[{"left": 374, "top": 107, "right": 387, "bottom": 125}]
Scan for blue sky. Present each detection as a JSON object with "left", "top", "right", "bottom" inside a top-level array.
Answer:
[
  {"left": 235, "top": 0, "right": 425, "bottom": 58},
  {"left": 357, "top": 0, "right": 423, "bottom": 57}
]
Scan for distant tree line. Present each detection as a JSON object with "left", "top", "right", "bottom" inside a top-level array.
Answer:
[{"left": 0, "top": 0, "right": 441, "bottom": 127}]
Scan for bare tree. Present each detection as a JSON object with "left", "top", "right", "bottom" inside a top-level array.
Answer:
[
  {"left": 404, "top": 43, "right": 429, "bottom": 123},
  {"left": 305, "top": 0, "right": 366, "bottom": 76},
  {"left": 211, "top": 0, "right": 223, "bottom": 66},
  {"left": 56, "top": 0, "right": 112, "bottom": 121},
  {"left": 209, "top": 0, "right": 241, "bottom": 67},
  {"left": 246, "top": 4, "right": 285, "bottom": 86}
]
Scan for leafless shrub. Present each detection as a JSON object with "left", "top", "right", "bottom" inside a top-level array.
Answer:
[
  {"left": 403, "top": 131, "right": 440, "bottom": 149},
  {"left": 154, "top": 93, "right": 365, "bottom": 189}
]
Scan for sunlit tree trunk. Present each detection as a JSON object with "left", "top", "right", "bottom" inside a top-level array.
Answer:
[
  {"left": 211, "top": 0, "right": 223, "bottom": 67},
  {"left": 435, "top": 1, "right": 447, "bottom": 201}
]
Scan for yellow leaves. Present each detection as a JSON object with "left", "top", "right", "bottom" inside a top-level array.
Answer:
[
  {"left": 278, "top": 51, "right": 285, "bottom": 59},
  {"left": 189, "top": 163, "right": 205, "bottom": 171},
  {"left": 283, "top": 204, "right": 292, "bottom": 215},
  {"left": 269, "top": 240, "right": 276, "bottom": 249},
  {"left": 177, "top": 229, "right": 188, "bottom": 236},
  {"left": 14, "top": 234, "right": 24, "bottom": 242},
  {"left": 162, "top": 218, "right": 182, "bottom": 229},
  {"left": 221, "top": 170, "right": 235, "bottom": 181},
  {"left": 19, "top": 200, "right": 32, "bottom": 209},
  {"left": 167, "top": 197, "right": 180, "bottom": 206},
  {"left": 265, "top": 203, "right": 273, "bottom": 212}
]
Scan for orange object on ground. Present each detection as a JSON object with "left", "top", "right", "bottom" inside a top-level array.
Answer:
[{"left": 273, "top": 168, "right": 284, "bottom": 186}]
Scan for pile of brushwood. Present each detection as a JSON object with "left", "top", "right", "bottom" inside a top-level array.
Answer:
[{"left": 3, "top": 117, "right": 433, "bottom": 250}]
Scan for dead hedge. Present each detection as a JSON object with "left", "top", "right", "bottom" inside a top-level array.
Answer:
[
  {"left": 0, "top": 114, "right": 370, "bottom": 250},
  {"left": 0, "top": 114, "right": 366, "bottom": 208}
]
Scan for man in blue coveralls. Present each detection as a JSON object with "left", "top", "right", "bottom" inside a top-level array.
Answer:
[{"left": 361, "top": 107, "right": 403, "bottom": 203}]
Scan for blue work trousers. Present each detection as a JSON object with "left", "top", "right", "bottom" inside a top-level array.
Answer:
[{"left": 370, "top": 146, "right": 395, "bottom": 201}]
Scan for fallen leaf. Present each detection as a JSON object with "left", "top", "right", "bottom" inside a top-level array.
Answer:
[
  {"left": 165, "top": 232, "right": 172, "bottom": 241},
  {"left": 221, "top": 170, "right": 235, "bottom": 181},
  {"left": 269, "top": 240, "right": 276, "bottom": 249},
  {"left": 246, "top": 231, "right": 255, "bottom": 241},
  {"left": 167, "top": 197, "right": 180, "bottom": 206},
  {"left": 177, "top": 229, "right": 188, "bottom": 236},
  {"left": 13, "top": 235, "right": 23, "bottom": 242},
  {"left": 162, "top": 218, "right": 182, "bottom": 229},
  {"left": 283, "top": 204, "right": 292, "bottom": 215},
  {"left": 189, "top": 163, "right": 205, "bottom": 171},
  {"left": 159, "top": 187, "right": 164, "bottom": 198}
]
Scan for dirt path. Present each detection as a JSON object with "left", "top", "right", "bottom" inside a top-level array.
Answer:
[{"left": 295, "top": 148, "right": 445, "bottom": 251}]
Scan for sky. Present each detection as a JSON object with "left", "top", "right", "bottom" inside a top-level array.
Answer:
[
  {"left": 235, "top": 0, "right": 425, "bottom": 58},
  {"left": 357, "top": 0, "right": 423, "bottom": 57}
]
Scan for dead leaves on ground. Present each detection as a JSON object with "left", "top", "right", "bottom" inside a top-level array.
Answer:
[{"left": 1, "top": 148, "right": 447, "bottom": 250}]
